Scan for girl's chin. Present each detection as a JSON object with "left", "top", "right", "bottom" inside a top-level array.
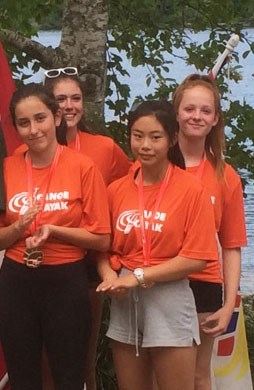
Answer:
[{"left": 66, "top": 120, "right": 79, "bottom": 127}]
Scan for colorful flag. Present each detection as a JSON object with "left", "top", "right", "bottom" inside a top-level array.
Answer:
[{"left": 212, "top": 292, "right": 253, "bottom": 389}]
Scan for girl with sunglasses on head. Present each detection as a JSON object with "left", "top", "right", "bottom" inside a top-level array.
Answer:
[
  {"left": 96, "top": 100, "right": 219, "bottom": 390},
  {"left": 0, "top": 83, "right": 111, "bottom": 390},
  {"left": 43, "top": 67, "right": 131, "bottom": 390},
  {"left": 172, "top": 74, "right": 247, "bottom": 390}
]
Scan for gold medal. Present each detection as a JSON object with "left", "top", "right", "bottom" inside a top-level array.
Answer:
[{"left": 24, "top": 248, "right": 43, "bottom": 268}]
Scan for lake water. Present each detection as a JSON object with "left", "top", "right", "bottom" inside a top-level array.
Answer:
[{"left": 21, "top": 29, "right": 254, "bottom": 295}]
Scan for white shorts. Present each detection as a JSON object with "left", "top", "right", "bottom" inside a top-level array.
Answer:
[{"left": 107, "top": 270, "right": 200, "bottom": 349}]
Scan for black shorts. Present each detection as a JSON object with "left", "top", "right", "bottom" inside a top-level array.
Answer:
[
  {"left": 85, "top": 250, "right": 101, "bottom": 288},
  {"left": 189, "top": 280, "right": 223, "bottom": 313}
]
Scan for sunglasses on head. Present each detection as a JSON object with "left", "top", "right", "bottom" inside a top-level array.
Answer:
[{"left": 44, "top": 67, "right": 78, "bottom": 78}]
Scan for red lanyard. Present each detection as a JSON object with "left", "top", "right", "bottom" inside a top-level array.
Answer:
[
  {"left": 138, "top": 164, "right": 172, "bottom": 266},
  {"left": 195, "top": 153, "right": 206, "bottom": 178},
  {"left": 26, "top": 144, "right": 63, "bottom": 233},
  {"left": 74, "top": 132, "right": 80, "bottom": 151}
]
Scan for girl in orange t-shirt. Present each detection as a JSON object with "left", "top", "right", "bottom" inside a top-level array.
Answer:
[
  {"left": 42, "top": 68, "right": 131, "bottom": 390},
  {"left": 172, "top": 74, "right": 247, "bottom": 389},
  {"left": 96, "top": 101, "right": 218, "bottom": 390},
  {"left": 0, "top": 83, "right": 110, "bottom": 390}
]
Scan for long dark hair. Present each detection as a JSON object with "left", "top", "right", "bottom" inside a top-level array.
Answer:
[
  {"left": 128, "top": 100, "right": 185, "bottom": 169},
  {"left": 10, "top": 82, "right": 67, "bottom": 145}
]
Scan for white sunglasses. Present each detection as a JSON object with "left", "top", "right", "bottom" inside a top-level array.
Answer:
[{"left": 44, "top": 67, "right": 78, "bottom": 78}]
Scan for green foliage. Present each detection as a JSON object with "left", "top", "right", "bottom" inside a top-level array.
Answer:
[
  {"left": 0, "top": 0, "right": 63, "bottom": 32},
  {"left": 96, "top": 297, "right": 117, "bottom": 390},
  {"left": 1, "top": 1, "right": 254, "bottom": 387},
  {"left": 2, "top": 0, "right": 254, "bottom": 177},
  {"left": 242, "top": 296, "right": 254, "bottom": 383}
]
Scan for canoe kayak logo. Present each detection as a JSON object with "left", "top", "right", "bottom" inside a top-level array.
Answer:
[
  {"left": 116, "top": 210, "right": 167, "bottom": 234},
  {"left": 9, "top": 189, "right": 70, "bottom": 214},
  {"left": 116, "top": 210, "right": 140, "bottom": 234},
  {"left": 9, "top": 191, "right": 30, "bottom": 215}
]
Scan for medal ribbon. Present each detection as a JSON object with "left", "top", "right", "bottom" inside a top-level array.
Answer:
[
  {"left": 138, "top": 164, "right": 172, "bottom": 266},
  {"left": 26, "top": 144, "right": 63, "bottom": 233}
]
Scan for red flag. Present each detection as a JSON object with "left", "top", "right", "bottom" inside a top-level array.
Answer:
[
  {"left": 0, "top": 41, "right": 19, "bottom": 390},
  {"left": 0, "top": 41, "right": 22, "bottom": 156}
]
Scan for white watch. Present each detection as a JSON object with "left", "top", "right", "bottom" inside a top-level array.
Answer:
[{"left": 133, "top": 268, "right": 145, "bottom": 287}]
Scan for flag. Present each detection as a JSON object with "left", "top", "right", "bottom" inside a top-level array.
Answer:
[
  {"left": 212, "top": 292, "right": 253, "bottom": 389},
  {"left": 0, "top": 41, "right": 22, "bottom": 212},
  {"left": 0, "top": 41, "right": 22, "bottom": 156},
  {"left": 0, "top": 40, "right": 22, "bottom": 390}
]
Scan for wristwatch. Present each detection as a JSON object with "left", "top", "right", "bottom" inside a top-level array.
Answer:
[{"left": 133, "top": 268, "right": 145, "bottom": 287}]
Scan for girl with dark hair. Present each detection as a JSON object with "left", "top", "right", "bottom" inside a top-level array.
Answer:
[
  {"left": 42, "top": 67, "right": 131, "bottom": 390},
  {"left": 0, "top": 83, "right": 111, "bottom": 390},
  {"left": 172, "top": 74, "right": 247, "bottom": 390},
  {"left": 96, "top": 100, "right": 218, "bottom": 390}
]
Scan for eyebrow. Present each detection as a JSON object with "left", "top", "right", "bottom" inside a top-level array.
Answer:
[
  {"left": 132, "top": 129, "right": 164, "bottom": 133},
  {"left": 55, "top": 93, "right": 82, "bottom": 98}
]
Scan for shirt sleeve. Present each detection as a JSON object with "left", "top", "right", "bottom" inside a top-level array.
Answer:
[{"left": 218, "top": 177, "right": 247, "bottom": 248}]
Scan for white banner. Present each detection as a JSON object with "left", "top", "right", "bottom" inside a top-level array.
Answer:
[{"left": 212, "top": 294, "right": 253, "bottom": 389}]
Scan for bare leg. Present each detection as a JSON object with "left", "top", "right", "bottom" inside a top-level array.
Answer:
[
  {"left": 151, "top": 345, "right": 197, "bottom": 390},
  {"left": 84, "top": 288, "right": 103, "bottom": 390},
  {"left": 194, "top": 313, "right": 215, "bottom": 390},
  {"left": 112, "top": 341, "right": 153, "bottom": 390}
]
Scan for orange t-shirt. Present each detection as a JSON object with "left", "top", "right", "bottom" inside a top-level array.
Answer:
[
  {"left": 107, "top": 165, "right": 218, "bottom": 271},
  {"left": 68, "top": 132, "right": 132, "bottom": 185},
  {"left": 0, "top": 147, "right": 111, "bottom": 265},
  {"left": 187, "top": 160, "right": 247, "bottom": 283},
  {"left": 15, "top": 132, "right": 131, "bottom": 186}
]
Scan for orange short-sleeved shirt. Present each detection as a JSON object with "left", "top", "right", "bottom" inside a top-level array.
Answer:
[
  {"left": 107, "top": 165, "right": 218, "bottom": 271},
  {"left": 187, "top": 160, "right": 247, "bottom": 283},
  {"left": 15, "top": 132, "right": 132, "bottom": 186},
  {"left": 68, "top": 132, "right": 132, "bottom": 185},
  {"left": 0, "top": 147, "right": 111, "bottom": 265}
]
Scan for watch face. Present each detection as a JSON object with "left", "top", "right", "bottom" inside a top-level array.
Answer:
[
  {"left": 134, "top": 268, "right": 144, "bottom": 284},
  {"left": 135, "top": 269, "right": 142, "bottom": 277}
]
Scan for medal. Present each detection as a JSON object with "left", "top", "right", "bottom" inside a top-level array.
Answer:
[
  {"left": 23, "top": 248, "right": 44, "bottom": 268},
  {"left": 23, "top": 145, "right": 63, "bottom": 267}
]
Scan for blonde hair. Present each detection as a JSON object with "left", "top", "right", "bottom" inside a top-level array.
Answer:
[{"left": 172, "top": 74, "right": 225, "bottom": 178}]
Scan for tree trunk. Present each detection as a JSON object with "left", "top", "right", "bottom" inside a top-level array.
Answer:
[
  {"left": 1, "top": 0, "right": 109, "bottom": 126},
  {"left": 60, "top": 0, "right": 109, "bottom": 126}
]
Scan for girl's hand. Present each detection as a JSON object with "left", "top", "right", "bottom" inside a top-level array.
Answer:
[
  {"left": 25, "top": 224, "right": 51, "bottom": 249},
  {"left": 15, "top": 205, "right": 39, "bottom": 233},
  {"left": 109, "top": 272, "right": 139, "bottom": 290},
  {"left": 96, "top": 271, "right": 128, "bottom": 299},
  {"left": 201, "top": 306, "right": 233, "bottom": 337}
]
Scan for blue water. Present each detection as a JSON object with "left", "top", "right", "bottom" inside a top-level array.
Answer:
[{"left": 21, "top": 29, "right": 254, "bottom": 294}]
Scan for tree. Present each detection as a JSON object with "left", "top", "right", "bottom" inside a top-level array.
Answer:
[
  {"left": 1, "top": 0, "right": 254, "bottom": 174},
  {"left": 1, "top": 2, "right": 254, "bottom": 388}
]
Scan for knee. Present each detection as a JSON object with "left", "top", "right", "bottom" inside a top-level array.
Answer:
[{"left": 194, "top": 369, "right": 212, "bottom": 390}]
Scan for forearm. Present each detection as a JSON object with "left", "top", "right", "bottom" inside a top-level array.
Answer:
[
  {"left": 222, "top": 247, "right": 241, "bottom": 311},
  {"left": 49, "top": 225, "right": 110, "bottom": 252},
  {"left": 0, "top": 221, "right": 25, "bottom": 250},
  {"left": 143, "top": 256, "right": 206, "bottom": 284},
  {"left": 97, "top": 256, "right": 118, "bottom": 280}
]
